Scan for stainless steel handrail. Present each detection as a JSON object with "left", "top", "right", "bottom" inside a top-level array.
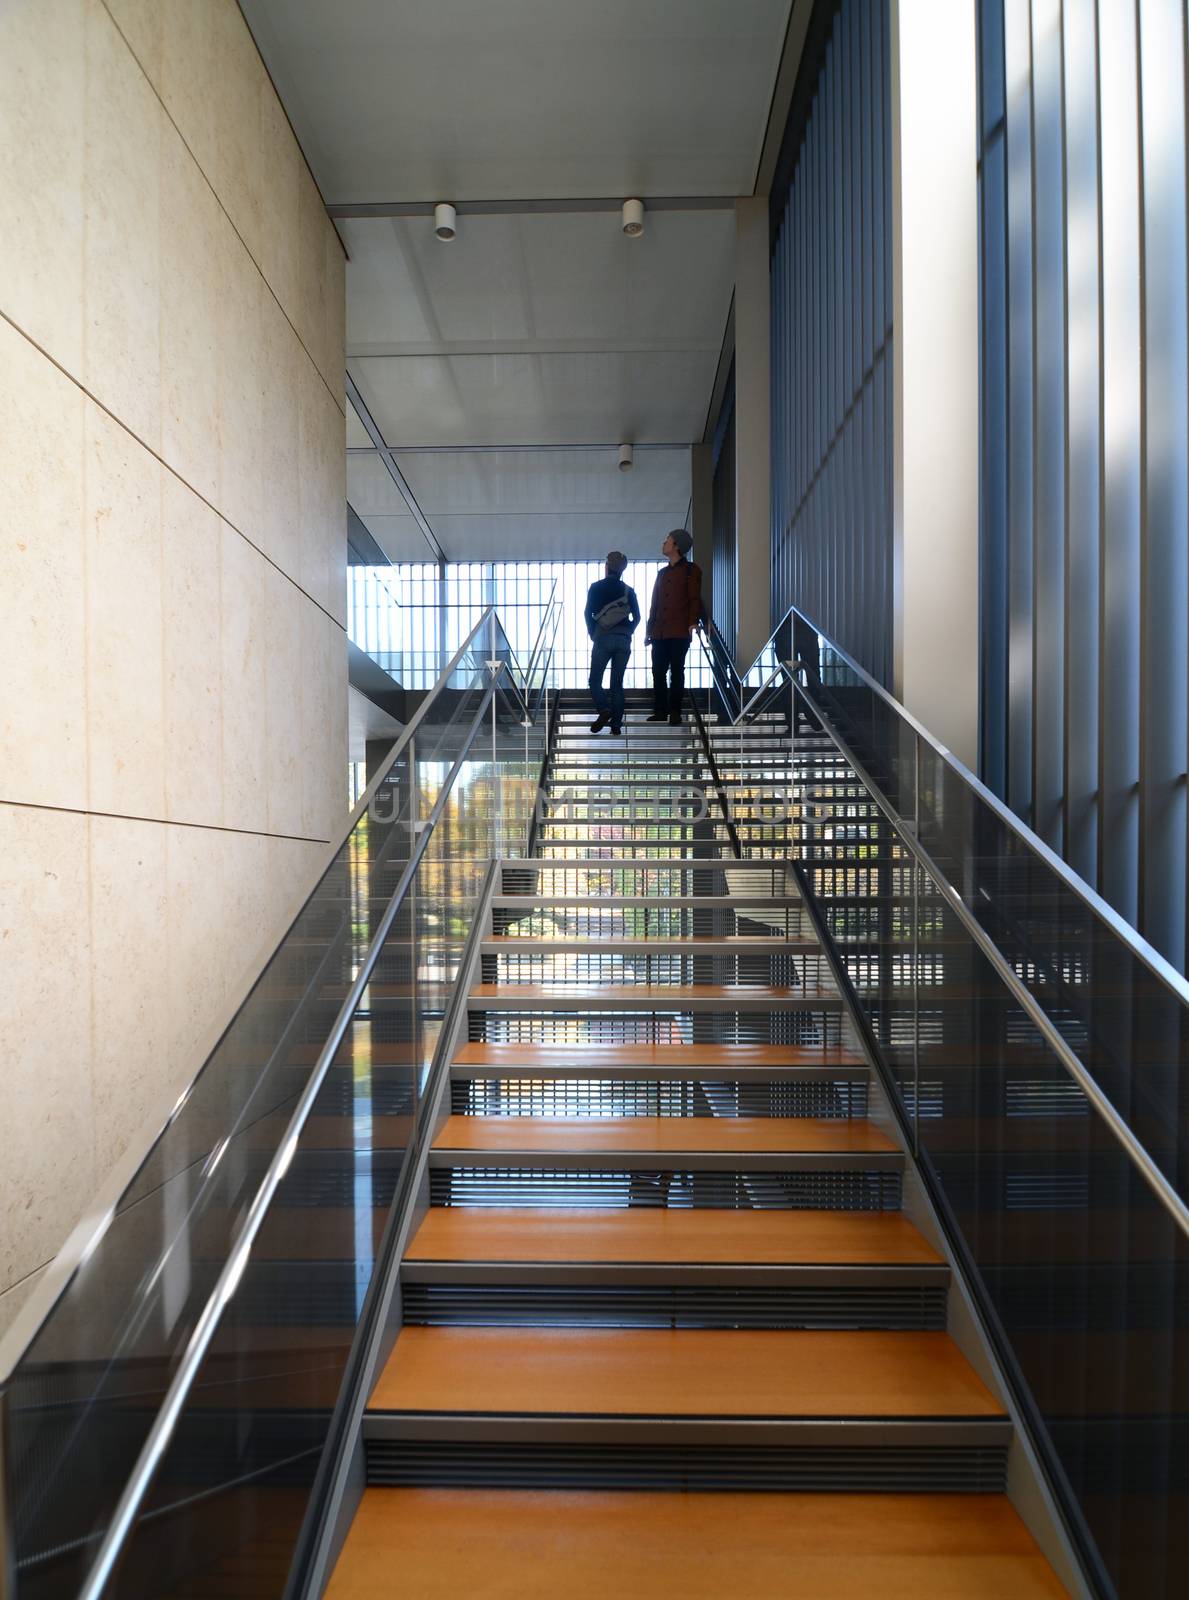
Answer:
[
  {"left": 785, "top": 611, "right": 1189, "bottom": 1007},
  {"left": 0, "top": 607, "right": 506, "bottom": 1392},
  {"left": 528, "top": 606, "right": 561, "bottom": 724},
  {"left": 519, "top": 583, "right": 560, "bottom": 694},
  {"left": 740, "top": 662, "right": 787, "bottom": 718},
  {"left": 713, "top": 602, "right": 1189, "bottom": 1010},
  {"left": 693, "top": 626, "right": 740, "bottom": 717},
  {"left": 286, "top": 857, "right": 502, "bottom": 1598},
  {"left": 782, "top": 660, "right": 1189, "bottom": 1241},
  {"left": 75, "top": 667, "right": 508, "bottom": 1600}
]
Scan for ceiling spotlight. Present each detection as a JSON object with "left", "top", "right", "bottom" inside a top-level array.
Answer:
[
  {"left": 621, "top": 198, "right": 645, "bottom": 237},
  {"left": 618, "top": 444, "right": 634, "bottom": 472},
  {"left": 434, "top": 202, "right": 456, "bottom": 241}
]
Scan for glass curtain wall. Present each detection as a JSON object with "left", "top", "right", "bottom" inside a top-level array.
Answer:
[
  {"left": 768, "top": 0, "right": 894, "bottom": 686},
  {"left": 978, "top": 0, "right": 1189, "bottom": 973},
  {"left": 348, "top": 560, "right": 710, "bottom": 692},
  {"left": 711, "top": 364, "right": 738, "bottom": 664}
]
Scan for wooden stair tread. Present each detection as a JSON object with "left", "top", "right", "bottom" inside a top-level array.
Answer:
[
  {"left": 326, "top": 1490, "right": 1066, "bottom": 1599},
  {"left": 368, "top": 1327, "right": 1004, "bottom": 1418},
  {"left": 432, "top": 1115, "right": 896, "bottom": 1155},
  {"left": 405, "top": 1208, "right": 942, "bottom": 1266},
  {"left": 452, "top": 1042, "right": 866, "bottom": 1069}
]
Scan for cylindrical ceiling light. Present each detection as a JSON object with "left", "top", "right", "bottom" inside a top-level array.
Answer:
[
  {"left": 618, "top": 444, "right": 634, "bottom": 471},
  {"left": 434, "top": 202, "right": 457, "bottom": 241},
  {"left": 621, "top": 198, "right": 644, "bottom": 237}
]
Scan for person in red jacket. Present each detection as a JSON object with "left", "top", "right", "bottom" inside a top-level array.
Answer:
[{"left": 644, "top": 528, "right": 703, "bottom": 724}]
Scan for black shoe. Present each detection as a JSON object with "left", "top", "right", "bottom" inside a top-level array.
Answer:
[
  {"left": 589, "top": 713, "right": 610, "bottom": 732},
  {"left": 668, "top": 713, "right": 683, "bottom": 725},
  {"left": 645, "top": 711, "right": 667, "bottom": 722},
  {"left": 609, "top": 725, "right": 623, "bottom": 736}
]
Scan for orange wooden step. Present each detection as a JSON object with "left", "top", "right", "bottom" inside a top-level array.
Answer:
[
  {"left": 369, "top": 1327, "right": 1004, "bottom": 1418},
  {"left": 432, "top": 1115, "right": 896, "bottom": 1155},
  {"left": 404, "top": 1207, "right": 941, "bottom": 1266},
  {"left": 326, "top": 1490, "right": 1067, "bottom": 1599}
]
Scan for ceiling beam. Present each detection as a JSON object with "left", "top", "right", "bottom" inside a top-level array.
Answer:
[
  {"left": 347, "top": 339, "right": 721, "bottom": 358},
  {"left": 753, "top": 0, "right": 813, "bottom": 197},
  {"left": 345, "top": 372, "right": 447, "bottom": 563},
  {"left": 327, "top": 195, "right": 739, "bottom": 220},
  {"left": 347, "top": 442, "right": 693, "bottom": 456},
  {"left": 701, "top": 294, "right": 736, "bottom": 445}
]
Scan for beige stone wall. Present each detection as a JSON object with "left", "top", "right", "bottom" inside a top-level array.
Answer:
[{"left": 0, "top": 0, "right": 347, "bottom": 1327}]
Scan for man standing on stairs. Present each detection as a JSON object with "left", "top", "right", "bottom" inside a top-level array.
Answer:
[
  {"left": 645, "top": 528, "right": 703, "bottom": 724},
  {"left": 584, "top": 550, "right": 640, "bottom": 734}
]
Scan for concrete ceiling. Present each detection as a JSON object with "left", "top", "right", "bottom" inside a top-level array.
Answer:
[
  {"left": 244, "top": 0, "right": 795, "bottom": 563},
  {"left": 343, "top": 207, "right": 734, "bottom": 453},
  {"left": 240, "top": 0, "right": 793, "bottom": 203},
  {"left": 348, "top": 445, "right": 691, "bottom": 563}
]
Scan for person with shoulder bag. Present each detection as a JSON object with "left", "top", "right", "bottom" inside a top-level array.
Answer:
[{"left": 584, "top": 551, "right": 641, "bottom": 734}]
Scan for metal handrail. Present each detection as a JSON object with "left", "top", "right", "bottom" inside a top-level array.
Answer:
[
  {"left": 523, "top": 595, "right": 561, "bottom": 723},
  {"left": 739, "top": 662, "right": 787, "bottom": 720},
  {"left": 535, "top": 610, "right": 560, "bottom": 720},
  {"left": 688, "top": 692, "right": 743, "bottom": 861},
  {"left": 694, "top": 599, "right": 1189, "bottom": 1229},
  {"left": 702, "top": 616, "right": 742, "bottom": 687},
  {"left": 781, "top": 660, "right": 1189, "bottom": 1241},
  {"left": 284, "top": 858, "right": 502, "bottom": 1597},
  {"left": 519, "top": 583, "right": 560, "bottom": 695},
  {"left": 74, "top": 668, "right": 509, "bottom": 1600},
  {"left": 711, "top": 602, "right": 1189, "bottom": 1011},
  {"left": 0, "top": 607, "right": 509, "bottom": 1397},
  {"left": 525, "top": 691, "right": 562, "bottom": 860},
  {"left": 790, "top": 610, "right": 1189, "bottom": 1008},
  {"left": 693, "top": 626, "right": 741, "bottom": 720}
]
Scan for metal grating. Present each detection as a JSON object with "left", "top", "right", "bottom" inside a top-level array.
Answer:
[
  {"left": 469, "top": 1013, "right": 846, "bottom": 1048},
  {"left": 485, "top": 951, "right": 829, "bottom": 984},
  {"left": 1005, "top": 1079, "right": 1089, "bottom": 1119},
  {"left": 492, "top": 909, "right": 813, "bottom": 941},
  {"left": 401, "top": 1283, "right": 947, "bottom": 1330},
  {"left": 451, "top": 1077, "right": 869, "bottom": 1119},
  {"left": 366, "top": 1440, "right": 1007, "bottom": 1493},
  {"left": 429, "top": 1167, "right": 901, "bottom": 1210}
]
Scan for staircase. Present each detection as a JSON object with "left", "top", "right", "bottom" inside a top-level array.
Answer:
[{"left": 326, "top": 697, "right": 1067, "bottom": 1597}]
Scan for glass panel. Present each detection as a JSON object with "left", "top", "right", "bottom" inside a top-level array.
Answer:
[
  {"left": 795, "top": 609, "right": 1189, "bottom": 1202},
  {"left": 2, "top": 601, "right": 556, "bottom": 1597},
  {"left": 348, "top": 560, "right": 710, "bottom": 693},
  {"left": 811, "top": 792, "right": 1189, "bottom": 1598},
  {"left": 785, "top": 603, "right": 1189, "bottom": 1595}
]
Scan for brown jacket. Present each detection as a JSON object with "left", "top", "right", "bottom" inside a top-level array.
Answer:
[{"left": 646, "top": 558, "right": 703, "bottom": 640}]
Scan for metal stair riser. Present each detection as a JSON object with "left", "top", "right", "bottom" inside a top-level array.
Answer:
[
  {"left": 479, "top": 952, "right": 836, "bottom": 991},
  {"left": 427, "top": 1163, "right": 903, "bottom": 1209},
  {"left": 467, "top": 1017, "right": 853, "bottom": 1049},
  {"left": 450, "top": 1075, "right": 871, "bottom": 1119},
  {"left": 399, "top": 1280, "right": 949, "bottom": 1331},
  {"left": 363, "top": 1430, "right": 1009, "bottom": 1494}
]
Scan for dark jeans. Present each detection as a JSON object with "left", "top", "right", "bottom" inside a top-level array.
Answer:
[
  {"left": 651, "top": 636, "right": 691, "bottom": 716},
  {"left": 589, "top": 634, "right": 631, "bottom": 726}
]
